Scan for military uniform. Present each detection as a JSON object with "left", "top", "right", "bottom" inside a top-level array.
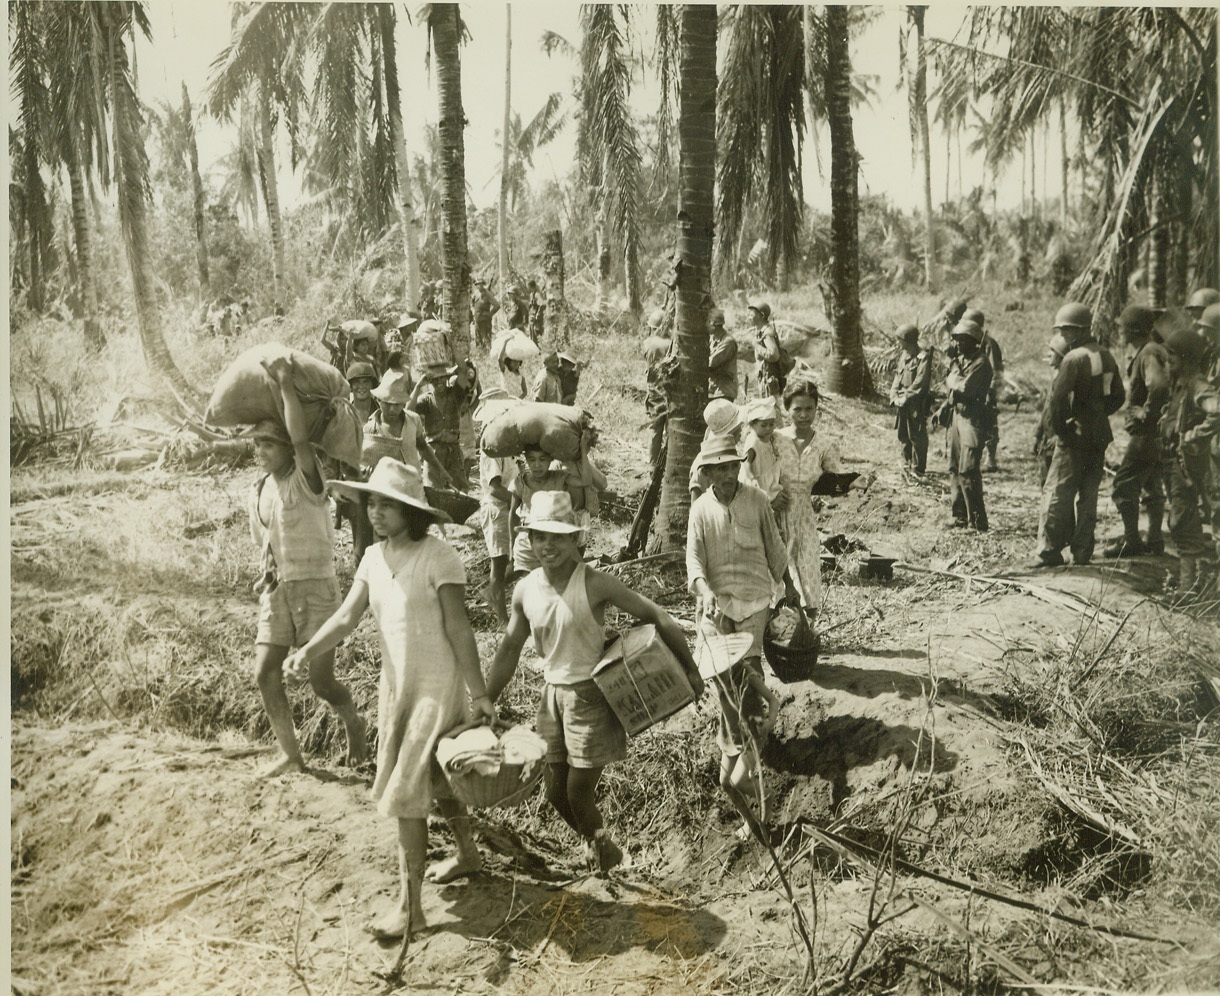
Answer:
[
  {"left": 946, "top": 350, "right": 993, "bottom": 530},
  {"left": 1037, "top": 339, "right": 1125, "bottom": 565},
  {"left": 1110, "top": 339, "right": 1170, "bottom": 553},
  {"left": 890, "top": 347, "right": 933, "bottom": 473}
]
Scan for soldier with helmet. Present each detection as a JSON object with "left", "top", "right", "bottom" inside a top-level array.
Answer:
[
  {"left": 1032, "top": 303, "right": 1125, "bottom": 568},
  {"left": 942, "top": 318, "right": 993, "bottom": 531},
  {"left": 708, "top": 307, "right": 739, "bottom": 401},
  {"left": 1186, "top": 288, "right": 1220, "bottom": 325},
  {"left": 1103, "top": 305, "right": 1170, "bottom": 558},
  {"left": 963, "top": 307, "right": 1004, "bottom": 472},
  {"left": 749, "top": 299, "right": 788, "bottom": 405},
  {"left": 1160, "top": 327, "right": 1220, "bottom": 602},
  {"left": 1197, "top": 302, "right": 1220, "bottom": 386},
  {"left": 889, "top": 323, "right": 933, "bottom": 475}
]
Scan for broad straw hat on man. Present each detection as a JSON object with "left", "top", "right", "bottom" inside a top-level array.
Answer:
[
  {"left": 703, "top": 398, "right": 742, "bottom": 436},
  {"left": 372, "top": 370, "right": 412, "bottom": 404},
  {"left": 524, "top": 491, "right": 584, "bottom": 534},
  {"left": 327, "top": 457, "right": 450, "bottom": 522},
  {"left": 696, "top": 435, "right": 745, "bottom": 469}
]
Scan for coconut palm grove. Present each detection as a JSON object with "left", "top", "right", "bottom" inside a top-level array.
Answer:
[{"left": 9, "top": 4, "right": 1220, "bottom": 995}]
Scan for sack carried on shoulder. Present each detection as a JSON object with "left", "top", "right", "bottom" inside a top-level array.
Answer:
[
  {"left": 205, "top": 343, "right": 362, "bottom": 467},
  {"left": 480, "top": 401, "right": 590, "bottom": 461}
]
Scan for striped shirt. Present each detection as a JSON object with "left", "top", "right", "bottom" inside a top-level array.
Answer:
[{"left": 686, "top": 481, "right": 788, "bottom": 621}]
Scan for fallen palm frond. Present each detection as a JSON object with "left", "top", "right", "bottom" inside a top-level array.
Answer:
[{"left": 897, "top": 561, "right": 1121, "bottom": 627}]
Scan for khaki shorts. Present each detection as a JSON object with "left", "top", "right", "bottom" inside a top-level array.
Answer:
[
  {"left": 536, "top": 680, "right": 628, "bottom": 769},
  {"left": 256, "top": 577, "right": 342, "bottom": 648},
  {"left": 480, "top": 501, "right": 511, "bottom": 559},
  {"left": 711, "top": 656, "right": 770, "bottom": 757}
]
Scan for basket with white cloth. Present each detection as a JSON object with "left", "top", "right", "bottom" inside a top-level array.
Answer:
[{"left": 435, "top": 723, "right": 546, "bottom": 809}]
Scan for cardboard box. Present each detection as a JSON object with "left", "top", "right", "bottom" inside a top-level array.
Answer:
[{"left": 592, "top": 625, "right": 694, "bottom": 736}]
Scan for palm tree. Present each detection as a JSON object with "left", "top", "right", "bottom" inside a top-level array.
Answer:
[
  {"left": 428, "top": 2, "right": 472, "bottom": 380},
  {"left": 499, "top": 4, "right": 513, "bottom": 295},
  {"left": 904, "top": 6, "right": 937, "bottom": 291},
  {"left": 150, "top": 84, "right": 211, "bottom": 301},
  {"left": 823, "top": 4, "right": 866, "bottom": 397},
  {"left": 654, "top": 4, "right": 716, "bottom": 551},
  {"left": 182, "top": 83, "right": 211, "bottom": 302},
  {"left": 207, "top": 2, "right": 311, "bottom": 306},
  {"left": 717, "top": 4, "right": 806, "bottom": 289},
  {"left": 578, "top": 5, "right": 644, "bottom": 315}
]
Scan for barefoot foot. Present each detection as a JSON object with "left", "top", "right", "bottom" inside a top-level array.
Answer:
[
  {"left": 425, "top": 854, "right": 483, "bottom": 884},
  {"left": 369, "top": 906, "right": 426, "bottom": 941},
  {"left": 345, "top": 716, "right": 369, "bottom": 767},
  {"left": 261, "top": 756, "right": 307, "bottom": 778}
]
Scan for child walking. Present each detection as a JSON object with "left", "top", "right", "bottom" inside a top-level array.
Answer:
[
  {"left": 285, "top": 458, "right": 496, "bottom": 939},
  {"left": 246, "top": 357, "right": 367, "bottom": 776},
  {"left": 486, "top": 492, "right": 703, "bottom": 873}
]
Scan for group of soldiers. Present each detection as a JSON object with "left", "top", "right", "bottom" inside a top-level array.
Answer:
[{"left": 890, "top": 288, "right": 1220, "bottom": 602}]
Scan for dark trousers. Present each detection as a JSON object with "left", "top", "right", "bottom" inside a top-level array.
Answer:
[
  {"left": 430, "top": 439, "right": 468, "bottom": 490},
  {"left": 1038, "top": 443, "right": 1106, "bottom": 563},
  {"left": 1111, "top": 433, "right": 1164, "bottom": 537},
  {"left": 948, "top": 421, "right": 987, "bottom": 529},
  {"left": 896, "top": 409, "right": 928, "bottom": 473},
  {"left": 1165, "top": 453, "right": 1211, "bottom": 558}
]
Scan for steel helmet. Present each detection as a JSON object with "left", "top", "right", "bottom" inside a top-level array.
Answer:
[
  {"left": 1166, "top": 327, "right": 1206, "bottom": 365},
  {"left": 951, "top": 319, "right": 984, "bottom": 343},
  {"left": 1116, "top": 304, "right": 1156, "bottom": 339},
  {"left": 345, "top": 361, "right": 376, "bottom": 383},
  {"left": 962, "top": 307, "right": 985, "bottom": 328},
  {"left": 1197, "top": 302, "right": 1220, "bottom": 333},
  {"left": 747, "top": 298, "right": 772, "bottom": 321},
  {"left": 1053, "top": 302, "right": 1092, "bottom": 330},
  {"left": 647, "top": 308, "right": 666, "bottom": 329},
  {"left": 1187, "top": 288, "right": 1220, "bottom": 311},
  {"left": 709, "top": 307, "right": 726, "bottom": 327},
  {"left": 896, "top": 323, "right": 920, "bottom": 341}
]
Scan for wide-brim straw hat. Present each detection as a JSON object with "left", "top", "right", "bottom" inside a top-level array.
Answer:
[
  {"left": 703, "top": 398, "right": 742, "bottom": 436},
  {"left": 371, "top": 370, "right": 412, "bottom": 403},
  {"left": 241, "top": 418, "right": 291, "bottom": 444},
  {"left": 696, "top": 435, "right": 745, "bottom": 468},
  {"left": 327, "top": 457, "right": 451, "bottom": 522},
  {"left": 696, "top": 632, "right": 755, "bottom": 680},
  {"left": 523, "top": 490, "right": 584, "bottom": 534}
]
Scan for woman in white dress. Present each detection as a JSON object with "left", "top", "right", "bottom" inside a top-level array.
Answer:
[{"left": 285, "top": 458, "right": 496, "bottom": 941}]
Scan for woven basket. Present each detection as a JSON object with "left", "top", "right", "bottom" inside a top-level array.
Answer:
[
  {"left": 424, "top": 486, "right": 481, "bottom": 525},
  {"left": 763, "top": 607, "right": 820, "bottom": 683},
  {"left": 444, "top": 760, "right": 543, "bottom": 810}
]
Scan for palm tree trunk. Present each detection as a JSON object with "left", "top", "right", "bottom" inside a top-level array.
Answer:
[
  {"left": 1059, "top": 99, "right": 1069, "bottom": 226},
  {"left": 431, "top": 2, "right": 471, "bottom": 384},
  {"left": 256, "top": 101, "right": 286, "bottom": 307},
  {"left": 911, "top": 6, "right": 937, "bottom": 292},
  {"left": 823, "top": 5, "right": 866, "bottom": 399},
  {"left": 380, "top": 6, "right": 420, "bottom": 306},
  {"left": 107, "top": 14, "right": 200, "bottom": 410},
  {"left": 182, "top": 83, "right": 210, "bottom": 303},
  {"left": 498, "top": 4, "right": 512, "bottom": 295},
  {"left": 1168, "top": 133, "right": 1191, "bottom": 304},
  {"left": 542, "top": 229, "right": 567, "bottom": 346},
  {"left": 655, "top": 3, "right": 716, "bottom": 551},
  {"left": 66, "top": 147, "right": 104, "bottom": 348},
  {"left": 1148, "top": 164, "right": 1168, "bottom": 308},
  {"left": 595, "top": 222, "right": 611, "bottom": 311}
]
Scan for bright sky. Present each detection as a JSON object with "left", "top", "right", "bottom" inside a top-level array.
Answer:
[{"left": 137, "top": 2, "right": 1050, "bottom": 218}]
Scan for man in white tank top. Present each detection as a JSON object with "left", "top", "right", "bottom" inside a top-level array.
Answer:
[{"left": 486, "top": 492, "right": 702, "bottom": 874}]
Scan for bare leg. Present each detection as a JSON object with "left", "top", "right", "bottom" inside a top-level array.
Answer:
[
  {"left": 426, "top": 797, "right": 483, "bottom": 882},
  {"left": 489, "top": 555, "right": 508, "bottom": 628},
  {"left": 254, "top": 643, "right": 306, "bottom": 776},
  {"left": 721, "top": 752, "right": 767, "bottom": 843},
  {"left": 372, "top": 817, "right": 427, "bottom": 939},
  {"left": 307, "top": 651, "right": 368, "bottom": 766},
  {"left": 565, "top": 766, "right": 622, "bottom": 873},
  {"left": 544, "top": 762, "right": 584, "bottom": 836}
]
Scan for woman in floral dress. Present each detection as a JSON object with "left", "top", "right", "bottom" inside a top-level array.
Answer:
[{"left": 774, "top": 379, "right": 844, "bottom": 620}]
